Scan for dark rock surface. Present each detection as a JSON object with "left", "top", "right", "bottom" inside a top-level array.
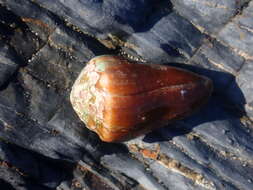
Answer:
[
  {"left": 0, "top": 0, "right": 252, "bottom": 190},
  {"left": 0, "top": 41, "right": 18, "bottom": 87}
]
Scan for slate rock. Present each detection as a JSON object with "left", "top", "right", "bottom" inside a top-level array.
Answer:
[
  {"left": 228, "top": 60, "right": 253, "bottom": 119},
  {"left": 0, "top": 159, "right": 52, "bottom": 190},
  {"left": 218, "top": 1, "right": 253, "bottom": 59},
  {"left": 0, "top": 141, "right": 75, "bottom": 189},
  {"left": 126, "top": 12, "right": 205, "bottom": 63},
  {"left": 0, "top": 1, "right": 253, "bottom": 190},
  {"left": 28, "top": 0, "right": 157, "bottom": 36},
  {"left": 0, "top": 41, "right": 19, "bottom": 87},
  {"left": 171, "top": 0, "right": 250, "bottom": 34}
]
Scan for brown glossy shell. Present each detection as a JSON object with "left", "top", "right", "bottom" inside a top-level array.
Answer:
[{"left": 70, "top": 55, "right": 212, "bottom": 142}]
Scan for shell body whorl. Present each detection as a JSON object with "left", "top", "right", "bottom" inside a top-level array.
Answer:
[{"left": 70, "top": 55, "right": 212, "bottom": 142}]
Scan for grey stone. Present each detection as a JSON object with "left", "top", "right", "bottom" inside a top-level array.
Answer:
[
  {"left": 127, "top": 12, "right": 205, "bottom": 63},
  {"left": 228, "top": 60, "right": 253, "bottom": 118},
  {"left": 0, "top": 159, "right": 52, "bottom": 190},
  {"left": 0, "top": 141, "right": 75, "bottom": 189},
  {"left": 101, "top": 154, "right": 166, "bottom": 190},
  {"left": 0, "top": 41, "right": 18, "bottom": 87},
  {"left": 0, "top": 0, "right": 253, "bottom": 189},
  {"left": 150, "top": 162, "right": 207, "bottom": 190},
  {"left": 171, "top": 0, "right": 250, "bottom": 34},
  {"left": 218, "top": 1, "right": 253, "bottom": 58}
]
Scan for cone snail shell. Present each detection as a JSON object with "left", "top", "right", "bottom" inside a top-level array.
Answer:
[{"left": 70, "top": 55, "right": 212, "bottom": 142}]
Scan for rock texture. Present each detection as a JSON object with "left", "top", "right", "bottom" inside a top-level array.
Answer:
[{"left": 0, "top": 0, "right": 252, "bottom": 190}]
